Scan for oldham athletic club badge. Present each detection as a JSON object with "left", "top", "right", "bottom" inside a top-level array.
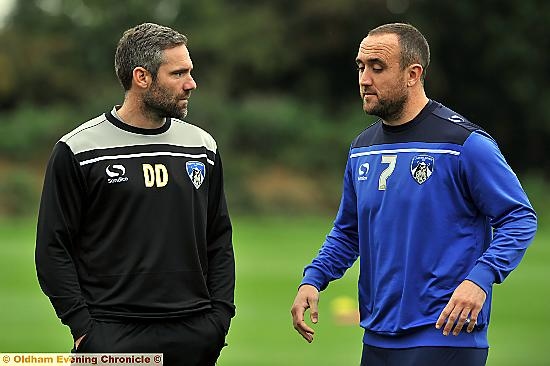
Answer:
[
  {"left": 186, "top": 161, "right": 206, "bottom": 189},
  {"left": 410, "top": 155, "right": 434, "bottom": 184}
]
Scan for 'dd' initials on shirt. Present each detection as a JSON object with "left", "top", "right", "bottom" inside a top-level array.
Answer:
[{"left": 142, "top": 163, "right": 169, "bottom": 187}]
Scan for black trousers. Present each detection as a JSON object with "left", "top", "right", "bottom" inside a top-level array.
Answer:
[
  {"left": 74, "top": 312, "right": 226, "bottom": 366},
  {"left": 361, "top": 344, "right": 488, "bottom": 366}
]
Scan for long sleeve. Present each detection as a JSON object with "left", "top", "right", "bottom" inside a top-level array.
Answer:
[
  {"left": 35, "top": 141, "right": 92, "bottom": 339},
  {"left": 206, "top": 151, "right": 235, "bottom": 333},
  {"left": 301, "top": 154, "right": 360, "bottom": 291},
  {"left": 462, "top": 131, "right": 537, "bottom": 294}
]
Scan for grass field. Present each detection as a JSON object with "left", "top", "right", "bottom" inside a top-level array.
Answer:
[{"left": 0, "top": 215, "right": 548, "bottom": 365}]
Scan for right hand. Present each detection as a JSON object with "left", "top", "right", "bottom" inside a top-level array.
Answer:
[
  {"left": 290, "top": 284, "right": 320, "bottom": 343},
  {"left": 74, "top": 334, "right": 86, "bottom": 350}
]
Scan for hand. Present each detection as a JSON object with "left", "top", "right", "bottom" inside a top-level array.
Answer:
[
  {"left": 74, "top": 334, "right": 86, "bottom": 350},
  {"left": 435, "top": 280, "right": 487, "bottom": 336},
  {"left": 291, "top": 284, "right": 319, "bottom": 343}
]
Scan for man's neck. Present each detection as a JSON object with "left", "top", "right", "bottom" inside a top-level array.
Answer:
[
  {"left": 382, "top": 90, "right": 430, "bottom": 126},
  {"left": 116, "top": 98, "right": 165, "bottom": 129}
]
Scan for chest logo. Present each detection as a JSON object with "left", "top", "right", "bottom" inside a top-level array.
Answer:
[
  {"left": 410, "top": 155, "right": 434, "bottom": 185},
  {"left": 106, "top": 164, "right": 128, "bottom": 184},
  {"left": 186, "top": 161, "right": 205, "bottom": 189},
  {"left": 358, "top": 162, "right": 370, "bottom": 181}
]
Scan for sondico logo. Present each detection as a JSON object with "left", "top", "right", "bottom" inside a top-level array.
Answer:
[
  {"left": 358, "top": 162, "right": 370, "bottom": 181},
  {"left": 105, "top": 164, "right": 128, "bottom": 184},
  {"left": 143, "top": 164, "right": 169, "bottom": 187}
]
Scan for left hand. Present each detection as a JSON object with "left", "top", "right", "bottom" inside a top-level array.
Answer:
[{"left": 435, "top": 280, "right": 486, "bottom": 336}]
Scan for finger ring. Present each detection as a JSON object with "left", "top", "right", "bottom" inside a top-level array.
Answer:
[{"left": 465, "top": 318, "right": 471, "bottom": 324}]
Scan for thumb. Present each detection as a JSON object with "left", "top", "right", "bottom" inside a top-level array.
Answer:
[{"left": 309, "top": 297, "right": 319, "bottom": 324}]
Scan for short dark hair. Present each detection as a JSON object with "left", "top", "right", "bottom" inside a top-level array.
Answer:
[
  {"left": 368, "top": 23, "right": 430, "bottom": 82},
  {"left": 115, "top": 23, "right": 188, "bottom": 91}
]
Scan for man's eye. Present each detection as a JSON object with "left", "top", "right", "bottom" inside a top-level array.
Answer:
[{"left": 357, "top": 66, "right": 365, "bottom": 72}]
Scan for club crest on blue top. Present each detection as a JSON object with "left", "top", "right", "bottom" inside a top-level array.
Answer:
[{"left": 410, "top": 155, "right": 434, "bottom": 184}]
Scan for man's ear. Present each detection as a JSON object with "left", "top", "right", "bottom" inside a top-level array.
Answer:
[
  {"left": 132, "top": 67, "right": 151, "bottom": 89},
  {"left": 406, "top": 64, "right": 424, "bottom": 87}
]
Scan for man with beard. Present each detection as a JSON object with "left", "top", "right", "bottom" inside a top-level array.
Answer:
[
  {"left": 36, "top": 23, "right": 235, "bottom": 366},
  {"left": 291, "top": 23, "right": 536, "bottom": 366}
]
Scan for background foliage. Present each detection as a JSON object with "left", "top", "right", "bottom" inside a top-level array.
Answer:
[{"left": 0, "top": 0, "right": 548, "bottom": 215}]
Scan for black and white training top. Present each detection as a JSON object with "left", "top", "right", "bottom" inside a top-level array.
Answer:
[{"left": 36, "top": 107, "right": 235, "bottom": 339}]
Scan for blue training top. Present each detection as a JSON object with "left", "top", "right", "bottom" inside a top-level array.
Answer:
[{"left": 301, "top": 100, "right": 537, "bottom": 348}]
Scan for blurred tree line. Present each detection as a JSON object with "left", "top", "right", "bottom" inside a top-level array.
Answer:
[{"left": 0, "top": 0, "right": 548, "bottom": 216}]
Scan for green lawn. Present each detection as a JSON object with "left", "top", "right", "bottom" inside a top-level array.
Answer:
[{"left": 0, "top": 215, "right": 547, "bottom": 365}]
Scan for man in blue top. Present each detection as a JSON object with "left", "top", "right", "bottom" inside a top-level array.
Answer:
[{"left": 290, "top": 23, "right": 537, "bottom": 366}]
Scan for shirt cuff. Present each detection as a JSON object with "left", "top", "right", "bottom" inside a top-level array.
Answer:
[
  {"left": 301, "top": 267, "right": 329, "bottom": 291},
  {"left": 465, "top": 262, "right": 496, "bottom": 295}
]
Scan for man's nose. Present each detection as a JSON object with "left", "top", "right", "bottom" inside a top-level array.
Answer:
[
  {"left": 359, "top": 71, "right": 373, "bottom": 86},
  {"left": 185, "top": 76, "right": 197, "bottom": 91}
]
